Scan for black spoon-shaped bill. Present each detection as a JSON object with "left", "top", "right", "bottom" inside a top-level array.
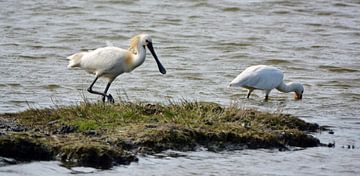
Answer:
[{"left": 147, "top": 42, "right": 166, "bottom": 74}]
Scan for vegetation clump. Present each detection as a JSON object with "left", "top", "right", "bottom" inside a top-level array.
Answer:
[{"left": 0, "top": 101, "right": 323, "bottom": 169}]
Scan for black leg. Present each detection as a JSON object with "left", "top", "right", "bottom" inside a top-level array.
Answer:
[
  {"left": 247, "top": 89, "right": 253, "bottom": 99},
  {"left": 103, "top": 82, "right": 111, "bottom": 95},
  {"left": 103, "top": 82, "right": 114, "bottom": 103},
  {"left": 87, "top": 77, "right": 115, "bottom": 103},
  {"left": 87, "top": 76, "right": 107, "bottom": 97},
  {"left": 264, "top": 90, "right": 271, "bottom": 101}
]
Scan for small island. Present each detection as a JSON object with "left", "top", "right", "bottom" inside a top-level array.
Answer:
[{"left": 0, "top": 101, "right": 323, "bottom": 169}]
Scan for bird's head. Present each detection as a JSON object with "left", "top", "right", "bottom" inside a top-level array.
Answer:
[
  {"left": 291, "top": 83, "right": 304, "bottom": 100},
  {"left": 137, "top": 34, "right": 166, "bottom": 74}
]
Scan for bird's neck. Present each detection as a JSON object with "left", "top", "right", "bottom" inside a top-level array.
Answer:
[
  {"left": 129, "top": 44, "right": 146, "bottom": 69},
  {"left": 276, "top": 82, "right": 294, "bottom": 93}
]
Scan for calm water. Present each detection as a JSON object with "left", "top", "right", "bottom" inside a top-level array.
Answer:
[{"left": 1, "top": 0, "right": 360, "bottom": 175}]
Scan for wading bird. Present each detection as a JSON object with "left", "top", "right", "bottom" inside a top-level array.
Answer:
[
  {"left": 228, "top": 65, "right": 303, "bottom": 100},
  {"left": 67, "top": 34, "right": 166, "bottom": 103}
]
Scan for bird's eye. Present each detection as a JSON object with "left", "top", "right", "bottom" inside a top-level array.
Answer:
[{"left": 145, "top": 39, "right": 149, "bottom": 43}]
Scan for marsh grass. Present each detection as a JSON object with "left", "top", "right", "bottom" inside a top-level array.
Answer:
[
  {"left": 0, "top": 100, "right": 321, "bottom": 168},
  {"left": 6, "top": 100, "right": 319, "bottom": 143}
]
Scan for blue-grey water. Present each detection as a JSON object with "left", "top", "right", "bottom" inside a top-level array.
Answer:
[{"left": 0, "top": 0, "right": 360, "bottom": 175}]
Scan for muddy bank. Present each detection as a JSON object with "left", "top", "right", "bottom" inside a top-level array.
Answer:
[{"left": 0, "top": 102, "right": 325, "bottom": 169}]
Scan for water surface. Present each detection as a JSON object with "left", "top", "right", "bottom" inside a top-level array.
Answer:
[{"left": 0, "top": 0, "right": 359, "bottom": 175}]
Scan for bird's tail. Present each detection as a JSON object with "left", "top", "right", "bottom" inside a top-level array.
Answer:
[{"left": 67, "top": 52, "right": 85, "bottom": 68}]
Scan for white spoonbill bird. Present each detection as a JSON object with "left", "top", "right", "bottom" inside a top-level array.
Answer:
[
  {"left": 228, "top": 65, "right": 303, "bottom": 100},
  {"left": 67, "top": 34, "right": 166, "bottom": 103}
]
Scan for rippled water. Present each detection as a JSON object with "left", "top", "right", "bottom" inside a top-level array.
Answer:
[{"left": 1, "top": 0, "right": 360, "bottom": 175}]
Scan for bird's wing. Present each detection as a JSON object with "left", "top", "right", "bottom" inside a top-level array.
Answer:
[
  {"left": 230, "top": 65, "right": 283, "bottom": 90},
  {"left": 249, "top": 65, "right": 283, "bottom": 90},
  {"left": 230, "top": 65, "right": 259, "bottom": 87},
  {"left": 80, "top": 47, "right": 128, "bottom": 74}
]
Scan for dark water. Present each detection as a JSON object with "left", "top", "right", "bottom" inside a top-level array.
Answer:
[{"left": 0, "top": 0, "right": 360, "bottom": 175}]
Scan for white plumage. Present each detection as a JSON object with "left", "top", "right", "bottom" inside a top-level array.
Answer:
[
  {"left": 228, "top": 65, "right": 304, "bottom": 100},
  {"left": 68, "top": 47, "right": 133, "bottom": 79},
  {"left": 67, "top": 34, "right": 166, "bottom": 103}
]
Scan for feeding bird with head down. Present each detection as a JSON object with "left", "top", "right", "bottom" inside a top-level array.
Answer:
[
  {"left": 67, "top": 34, "right": 166, "bottom": 103},
  {"left": 228, "top": 65, "right": 303, "bottom": 100}
]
